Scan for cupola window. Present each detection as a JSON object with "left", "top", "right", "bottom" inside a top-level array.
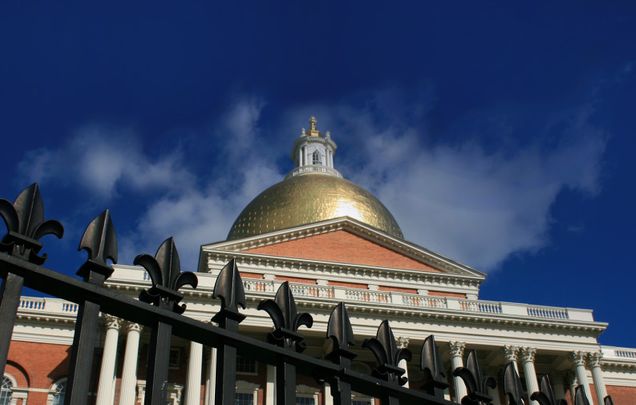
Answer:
[{"left": 312, "top": 151, "right": 321, "bottom": 165}]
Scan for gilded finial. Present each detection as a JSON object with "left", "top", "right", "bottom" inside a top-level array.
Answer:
[{"left": 308, "top": 116, "right": 320, "bottom": 137}]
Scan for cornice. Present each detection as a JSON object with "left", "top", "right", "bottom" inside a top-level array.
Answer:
[
  {"left": 202, "top": 217, "right": 485, "bottom": 280},
  {"left": 204, "top": 250, "right": 483, "bottom": 290}
]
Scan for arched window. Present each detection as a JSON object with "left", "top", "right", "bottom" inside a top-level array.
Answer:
[
  {"left": 49, "top": 378, "right": 66, "bottom": 405},
  {"left": 312, "top": 150, "right": 321, "bottom": 165},
  {"left": 0, "top": 376, "right": 13, "bottom": 405}
]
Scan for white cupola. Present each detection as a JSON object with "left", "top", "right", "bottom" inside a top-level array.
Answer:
[{"left": 287, "top": 116, "right": 342, "bottom": 178}]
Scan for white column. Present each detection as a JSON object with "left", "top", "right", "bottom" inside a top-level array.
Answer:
[
  {"left": 265, "top": 364, "right": 276, "bottom": 405},
  {"left": 185, "top": 341, "right": 203, "bottom": 405},
  {"left": 324, "top": 383, "right": 333, "bottom": 405},
  {"left": 588, "top": 352, "right": 607, "bottom": 404},
  {"left": 520, "top": 347, "right": 539, "bottom": 405},
  {"left": 504, "top": 345, "right": 520, "bottom": 373},
  {"left": 119, "top": 322, "right": 142, "bottom": 405},
  {"left": 205, "top": 347, "right": 217, "bottom": 405},
  {"left": 95, "top": 315, "right": 121, "bottom": 405},
  {"left": 571, "top": 351, "right": 593, "bottom": 404},
  {"left": 449, "top": 341, "right": 467, "bottom": 402},
  {"left": 397, "top": 337, "right": 410, "bottom": 388}
]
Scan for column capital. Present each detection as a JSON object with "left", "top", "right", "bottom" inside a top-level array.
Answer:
[
  {"left": 396, "top": 336, "right": 410, "bottom": 349},
  {"left": 504, "top": 345, "right": 519, "bottom": 362},
  {"left": 449, "top": 341, "right": 466, "bottom": 357},
  {"left": 570, "top": 351, "right": 587, "bottom": 367},
  {"left": 125, "top": 321, "right": 143, "bottom": 333},
  {"left": 519, "top": 347, "right": 537, "bottom": 363},
  {"left": 587, "top": 351, "right": 603, "bottom": 368},
  {"left": 102, "top": 314, "right": 121, "bottom": 330}
]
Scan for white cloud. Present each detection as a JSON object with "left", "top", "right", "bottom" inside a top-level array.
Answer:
[
  {"left": 294, "top": 100, "right": 606, "bottom": 271},
  {"left": 18, "top": 126, "right": 194, "bottom": 199},
  {"left": 120, "top": 99, "right": 284, "bottom": 269}
]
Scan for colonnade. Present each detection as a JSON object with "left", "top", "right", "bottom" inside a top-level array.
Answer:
[{"left": 92, "top": 317, "right": 609, "bottom": 405}]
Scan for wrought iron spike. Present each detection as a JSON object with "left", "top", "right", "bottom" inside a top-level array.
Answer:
[
  {"left": 362, "top": 320, "right": 412, "bottom": 386},
  {"left": 0, "top": 183, "right": 63, "bottom": 264},
  {"left": 574, "top": 386, "right": 590, "bottom": 405},
  {"left": 212, "top": 258, "right": 246, "bottom": 324},
  {"left": 502, "top": 362, "right": 526, "bottom": 405},
  {"left": 420, "top": 335, "right": 448, "bottom": 398},
  {"left": 79, "top": 209, "right": 117, "bottom": 266},
  {"left": 77, "top": 210, "right": 117, "bottom": 282},
  {"left": 258, "top": 281, "right": 313, "bottom": 351},
  {"left": 325, "top": 302, "right": 356, "bottom": 363},
  {"left": 453, "top": 350, "right": 495, "bottom": 405},
  {"left": 530, "top": 375, "right": 567, "bottom": 405},
  {"left": 136, "top": 237, "right": 198, "bottom": 314}
]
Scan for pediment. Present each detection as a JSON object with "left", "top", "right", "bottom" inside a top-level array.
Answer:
[{"left": 202, "top": 217, "right": 484, "bottom": 279}]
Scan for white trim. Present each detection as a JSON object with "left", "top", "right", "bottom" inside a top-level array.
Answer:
[{"left": 46, "top": 377, "right": 66, "bottom": 405}]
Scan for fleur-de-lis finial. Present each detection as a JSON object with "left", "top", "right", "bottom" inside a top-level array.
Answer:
[
  {"left": 362, "top": 320, "right": 412, "bottom": 386},
  {"left": 136, "top": 237, "right": 198, "bottom": 314},
  {"left": 0, "top": 183, "right": 63, "bottom": 264},
  {"left": 77, "top": 209, "right": 117, "bottom": 282},
  {"left": 530, "top": 375, "right": 567, "bottom": 405},
  {"left": 420, "top": 335, "right": 448, "bottom": 398},
  {"left": 453, "top": 350, "right": 496, "bottom": 405},
  {"left": 257, "top": 281, "right": 313, "bottom": 351},
  {"left": 325, "top": 302, "right": 356, "bottom": 364},
  {"left": 502, "top": 362, "right": 526, "bottom": 405},
  {"left": 574, "top": 386, "right": 590, "bottom": 405},
  {"left": 212, "top": 258, "right": 246, "bottom": 325}
]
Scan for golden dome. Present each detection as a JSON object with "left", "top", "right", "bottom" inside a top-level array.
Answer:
[{"left": 227, "top": 173, "right": 404, "bottom": 240}]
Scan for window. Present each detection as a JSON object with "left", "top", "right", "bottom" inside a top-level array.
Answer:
[
  {"left": 236, "top": 355, "right": 257, "bottom": 374},
  {"left": 235, "top": 393, "right": 254, "bottom": 405},
  {"left": 297, "top": 396, "right": 315, "bottom": 405},
  {"left": 0, "top": 376, "right": 12, "bottom": 405},
  {"left": 169, "top": 348, "right": 181, "bottom": 369},
  {"left": 312, "top": 151, "right": 321, "bottom": 165},
  {"left": 50, "top": 378, "right": 66, "bottom": 405}
]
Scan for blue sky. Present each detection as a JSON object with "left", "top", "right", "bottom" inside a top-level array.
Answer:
[{"left": 1, "top": 2, "right": 635, "bottom": 346}]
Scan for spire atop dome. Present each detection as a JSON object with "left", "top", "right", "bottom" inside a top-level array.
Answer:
[
  {"left": 308, "top": 116, "right": 320, "bottom": 137},
  {"left": 288, "top": 116, "right": 341, "bottom": 178}
]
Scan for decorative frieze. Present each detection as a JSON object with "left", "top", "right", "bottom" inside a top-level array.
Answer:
[
  {"left": 396, "top": 336, "right": 410, "bottom": 349},
  {"left": 519, "top": 347, "right": 537, "bottom": 363},
  {"left": 570, "top": 351, "right": 587, "bottom": 367},
  {"left": 102, "top": 314, "right": 121, "bottom": 330},
  {"left": 449, "top": 341, "right": 466, "bottom": 358},
  {"left": 504, "top": 345, "right": 519, "bottom": 363}
]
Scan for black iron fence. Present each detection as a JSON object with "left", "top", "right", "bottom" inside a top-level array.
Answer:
[{"left": 0, "top": 184, "right": 611, "bottom": 405}]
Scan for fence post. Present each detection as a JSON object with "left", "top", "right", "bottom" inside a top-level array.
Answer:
[
  {"left": 363, "top": 320, "right": 411, "bottom": 405},
  {"left": 212, "top": 259, "right": 246, "bottom": 405},
  {"left": 324, "top": 303, "right": 356, "bottom": 405},
  {"left": 0, "top": 184, "right": 63, "bottom": 376},
  {"left": 259, "top": 281, "right": 313, "bottom": 405},
  {"left": 136, "top": 238, "right": 198, "bottom": 405},
  {"left": 65, "top": 210, "right": 117, "bottom": 405}
]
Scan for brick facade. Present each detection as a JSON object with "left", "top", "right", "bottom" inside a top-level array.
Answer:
[
  {"left": 7, "top": 341, "right": 71, "bottom": 405},
  {"left": 244, "top": 230, "right": 441, "bottom": 272}
]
